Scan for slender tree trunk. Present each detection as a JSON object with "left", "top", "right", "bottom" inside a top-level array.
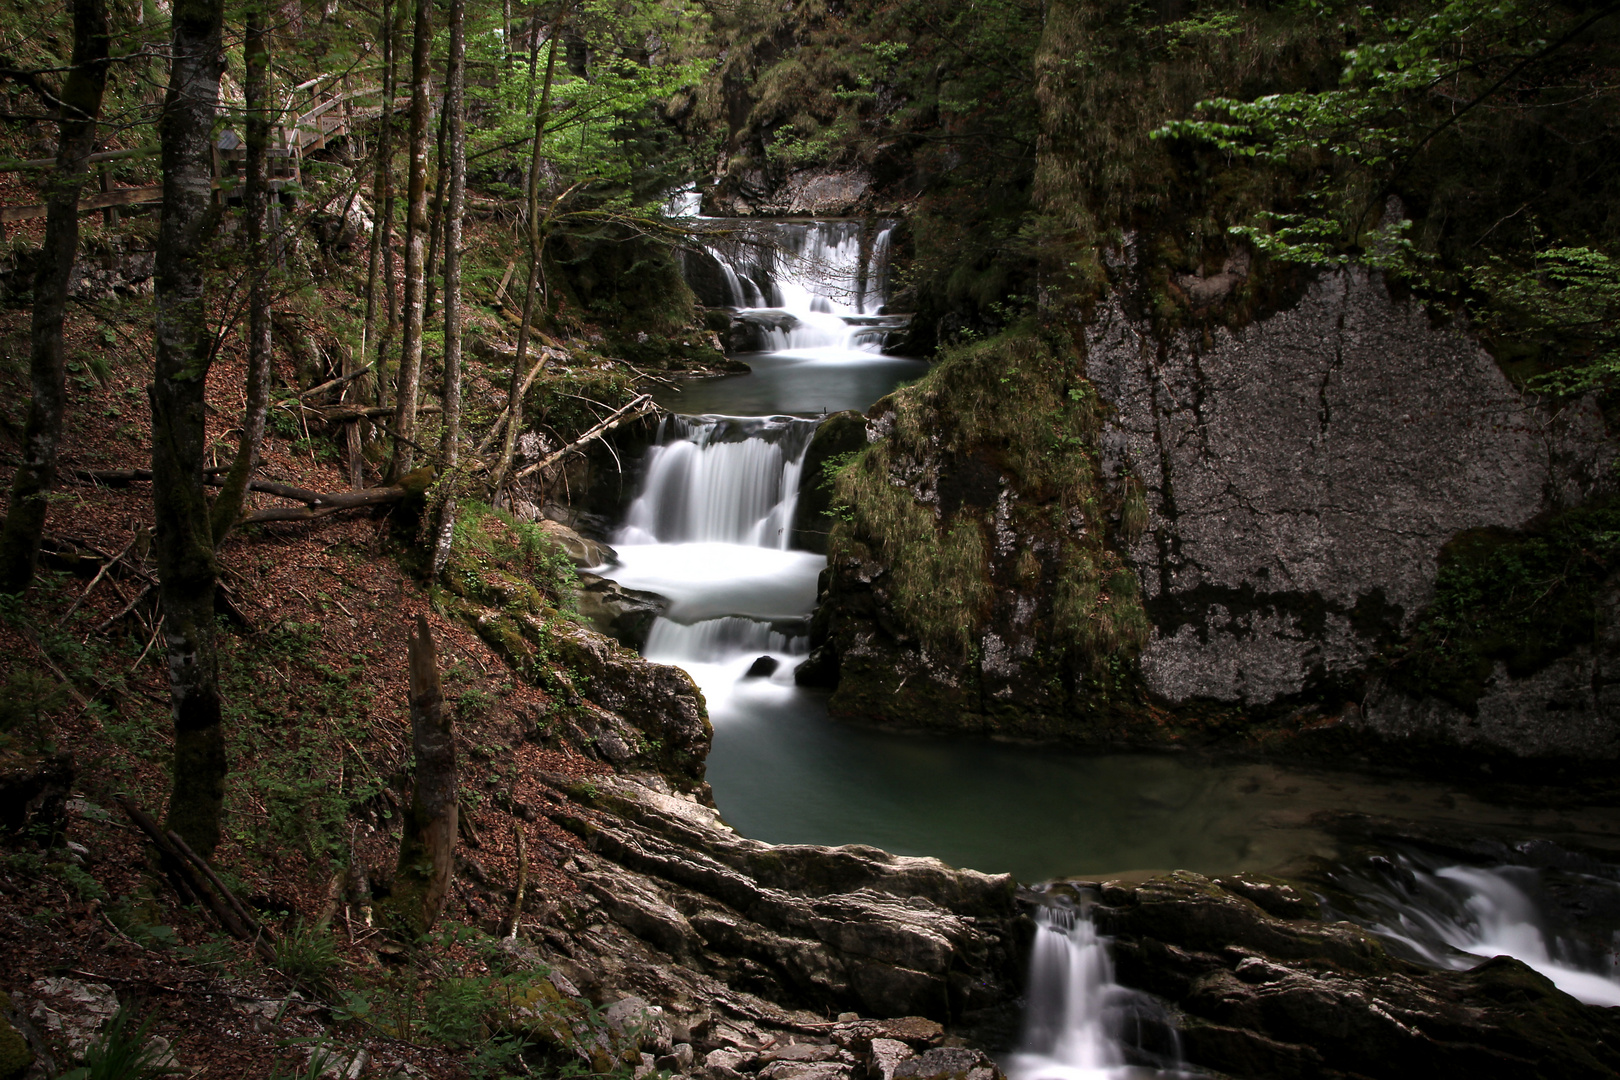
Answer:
[
  {"left": 0, "top": 0, "right": 109, "bottom": 593},
  {"left": 423, "top": 101, "right": 449, "bottom": 321},
  {"left": 357, "top": 0, "right": 395, "bottom": 483},
  {"left": 431, "top": 0, "right": 466, "bottom": 579},
  {"left": 152, "top": 0, "right": 227, "bottom": 858},
  {"left": 386, "top": 0, "right": 432, "bottom": 481},
  {"left": 210, "top": 0, "right": 272, "bottom": 543},
  {"left": 386, "top": 615, "right": 456, "bottom": 937},
  {"left": 377, "top": 0, "right": 409, "bottom": 407},
  {"left": 489, "top": 31, "right": 558, "bottom": 498}
]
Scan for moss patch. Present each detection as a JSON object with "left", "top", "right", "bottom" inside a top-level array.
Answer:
[
  {"left": 1386, "top": 502, "right": 1620, "bottom": 710},
  {"left": 830, "top": 326, "right": 1149, "bottom": 669}
]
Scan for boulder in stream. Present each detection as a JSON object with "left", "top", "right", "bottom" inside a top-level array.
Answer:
[{"left": 575, "top": 572, "right": 670, "bottom": 651}]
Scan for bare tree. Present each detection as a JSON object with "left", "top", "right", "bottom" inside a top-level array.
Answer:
[
  {"left": 0, "top": 0, "right": 110, "bottom": 593},
  {"left": 387, "top": 0, "right": 432, "bottom": 481},
  {"left": 431, "top": 0, "right": 467, "bottom": 578},
  {"left": 151, "top": 0, "right": 228, "bottom": 857},
  {"left": 210, "top": 0, "right": 273, "bottom": 542},
  {"left": 488, "top": 27, "right": 559, "bottom": 498}
]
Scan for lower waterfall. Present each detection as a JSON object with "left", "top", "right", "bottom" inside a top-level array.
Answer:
[{"left": 1007, "top": 904, "right": 1185, "bottom": 1080}]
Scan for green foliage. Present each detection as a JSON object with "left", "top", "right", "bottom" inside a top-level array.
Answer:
[
  {"left": 0, "top": 667, "right": 68, "bottom": 750},
  {"left": 1389, "top": 503, "right": 1620, "bottom": 709},
  {"left": 266, "top": 1038, "right": 362, "bottom": 1080},
  {"left": 274, "top": 921, "right": 343, "bottom": 997},
  {"left": 1150, "top": 0, "right": 1620, "bottom": 383},
  {"left": 58, "top": 1005, "right": 178, "bottom": 1080},
  {"left": 452, "top": 501, "right": 579, "bottom": 614}
]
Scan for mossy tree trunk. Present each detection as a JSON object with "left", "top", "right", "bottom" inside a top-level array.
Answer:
[
  {"left": 388, "top": 615, "right": 457, "bottom": 937},
  {"left": 0, "top": 0, "right": 109, "bottom": 594},
  {"left": 152, "top": 0, "right": 227, "bottom": 858},
  {"left": 386, "top": 0, "right": 432, "bottom": 482},
  {"left": 210, "top": 0, "right": 272, "bottom": 544},
  {"left": 431, "top": 0, "right": 467, "bottom": 579}
]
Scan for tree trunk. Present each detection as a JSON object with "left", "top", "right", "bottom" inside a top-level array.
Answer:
[
  {"left": 387, "top": 0, "right": 432, "bottom": 482},
  {"left": 489, "top": 30, "right": 558, "bottom": 498},
  {"left": 357, "top": 0, "right": 395, "bottom": 484},
  {"left": 422, "top": 101, "right": 449, "bottom": 322},
  {"left": 387, "top": 614, "right": 456, "bottom": 937},
  {"left": 431, "top": 0, "right": 466, "bottom": 579},
  {"left": 377, "top": 0, "right": 409, "bottom": 407},
  {"left": 0, "top": 0, "right": 109, "bottom": 594},
  {"left": 152, "top": 0, "right": 227, "bottom": 859},
  {"left": 210, "top": 0, "right": 272, "bottom": 543}
]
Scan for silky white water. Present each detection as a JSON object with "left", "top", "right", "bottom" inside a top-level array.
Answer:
[
  {"left": 1007, "top": 905, "right": 1184, "bottom": 1080},
  {"left": 1338, "top": 856, "right": 1620, "bottom": 1006}
]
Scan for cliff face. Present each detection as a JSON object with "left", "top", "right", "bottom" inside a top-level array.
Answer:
[{"left": 1089, "top": 265, "right": 1617, "bottom": 756}]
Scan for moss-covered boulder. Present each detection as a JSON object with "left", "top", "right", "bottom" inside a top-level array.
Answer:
[{"left": 790, "top": 410, "right": 868, "bottom": 554}]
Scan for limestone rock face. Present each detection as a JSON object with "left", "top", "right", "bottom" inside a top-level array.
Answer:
[
  {"left": 812, "top": 266, "right": 1618, "bottom": 760},
  {"left": 1090, "top": 270, "right": 1608, "bottom": 705},
  {"left": 575, "top": 572, "right": 670, "bottom": 652}
]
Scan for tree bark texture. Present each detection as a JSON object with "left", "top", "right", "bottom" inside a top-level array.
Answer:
[
  {"left": 387, "top": 0, "right": 432, "bottom": 482},
  {"left": 431, "top": 0, "right": 467, "bottom": 579},
  {"left": 388, "top": 614, "right": 457, "bottom": 938},
  {"left": 210, "top": 0, "right": 272, "bottom": 544},
  {"left": 152, "top": 0, "right": 227, "bottom": 858},
  {"left": 423, "top": 101, "right": 449, "bottom": 322},
  {"left": 489, "top": 30, "right": 558, "bottom": 498},
  {"left": 0, "top": 0, "right": 109, "bottom": 593},
  {"left": 359, "top": 0, "right": 393, "bottom": 406}
]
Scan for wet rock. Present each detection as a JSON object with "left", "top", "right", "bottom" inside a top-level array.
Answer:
[
  {"left": 891, "top": 1047, "right": 999, "bottom": 1080},
  {"left": 540, "top": 775, "right": 1021, "bottom": 1038},
  {"left": 575, "top": 573, "right": 669, "bottom": 651},
  {"left": 539, "top": 519, "right": 617, "bottom": 569},
  {"left": 794, "top": 647, "right": 839, "bottom": 689},
  {"left": 656, "top": 1043, "right": 697, "bottom": 1073},
  {"left": 867, "top": 1039, "right": 914, "bottom": 1080},
  {"left": 1096, "top": 872, "right": 1620, "bottom": 1079},
  {"left": 744, "top": 656, "right": 779, "bottom": 679}
]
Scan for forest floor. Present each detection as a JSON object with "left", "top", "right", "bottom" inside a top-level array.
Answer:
[{"left": 0, "top": 211, "right": 687, "bottom": 1078}]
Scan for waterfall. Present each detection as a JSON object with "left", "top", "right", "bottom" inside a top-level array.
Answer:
[
  {"left": 681, "top": 218, "right": 906, "bottom": 357},
  {"left": 1008, "top": 903, "right": 1185, "bottom": 1080},
  {"left": 1326, "top": 854, "right": 1620, "bottom": 1007},
  {"left": 615, "top": 415, "right": 819, "bottom": 549}
]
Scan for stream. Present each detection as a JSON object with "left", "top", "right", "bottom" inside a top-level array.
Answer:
[{"left": 587, "top": 214, "right": 1620, "bottom": 1073}]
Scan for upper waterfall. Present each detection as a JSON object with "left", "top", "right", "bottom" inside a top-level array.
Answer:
[{"left": 674, "top": 212, "right": 906, "bottom": 357}]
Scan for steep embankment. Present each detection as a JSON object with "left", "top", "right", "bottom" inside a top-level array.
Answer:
[{"left": 803, "top": 0, "right": 1620, "bottom": 766}]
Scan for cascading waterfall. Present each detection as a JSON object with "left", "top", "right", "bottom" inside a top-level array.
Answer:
[
  {"left": 604, "top": 413, "right": 825, "bottom": 714},
  {"left": 1008, "top": 903, "right": 1185, "bottom": 1080},
  {"left": 616, "top": 415, "right": 817, "bottom": 548},
  {"left": 672, "top": 203, "right": 906, "bottom": 355},
  {"left": 1325, "top": 853, "right": 1620, "bottom": 1007}
]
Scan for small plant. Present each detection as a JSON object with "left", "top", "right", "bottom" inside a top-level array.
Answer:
[
  {"left": 58, "top": 1004, "right": 179, "bottom": 1080},
  {"left": 267, "top": 1038, "right": 362, "bottom": 1080},
  {"left": 274, "top": 920, "right": 342, "bottom": 995}
]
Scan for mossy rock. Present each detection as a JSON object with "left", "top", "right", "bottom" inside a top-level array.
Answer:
[
  {"left": 0, "top": 993, "right": 32, "bottom": 1080},
  {"left": 791, "top": 410, "right": 868, "bottom": 554}
]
